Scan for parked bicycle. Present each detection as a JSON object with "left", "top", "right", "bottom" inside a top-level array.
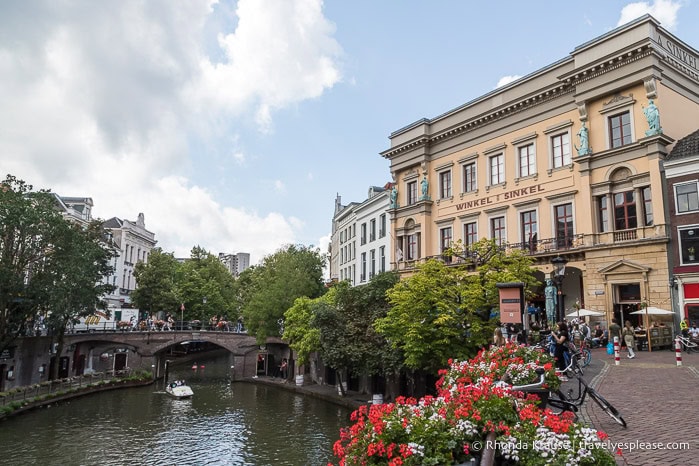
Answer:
[
  {"left": 547, "top": 373, "right": 627, "bottom": 428},
  {"left": 674, "top": 334, "right": 699, "bottom": 353},
  {"left": 570, "top": 339, "right": 592, "bottom": 367}
]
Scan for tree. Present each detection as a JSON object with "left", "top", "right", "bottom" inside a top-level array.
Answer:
[
  {"left": 375, "top": 239, "right": 538, "bottom": 373},
  {"left": 241, "top": 244, "right": 325, "bottom": 343},
  {"left": 131, "top": 248, "right": 180, "bottom": 319},
  {"left": 41, "top": 220, "right": 116, "bottom": 379},
  {"left": 175, "top": 245, "right": 237, "bottom": 322},
  {"left": 0, "top": 175, "right": 66, "bottom": 353}
]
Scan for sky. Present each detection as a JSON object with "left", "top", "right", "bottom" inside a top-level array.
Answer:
[{"left": 1, "top": 0, "right": 697, "bottom": 267}]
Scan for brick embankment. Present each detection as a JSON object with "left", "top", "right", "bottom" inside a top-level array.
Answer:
[{"left": 581, "top": 349, "right": 699, "bottom": 465}]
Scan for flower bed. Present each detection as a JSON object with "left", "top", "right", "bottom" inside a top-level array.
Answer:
[{"left": 331, "top": 342, "right": 615, "bottom": 465}]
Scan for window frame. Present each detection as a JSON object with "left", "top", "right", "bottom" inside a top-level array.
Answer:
[
  {"left": 675, "top": 181, "right": 699, "bottom": 214},
  {"left": 489, "top": 153, "right": 505, "bottom": 186},
  {"left": 678, "top": 225, "right": 699, "bottom": 265},
  {"left": 407, "top": 181, "right": 418, "bottom": 205},
  {"left": 379, "top": 214, "right": 387, "bottom": 237},
  {"left": 518, "top": 143, "right": 536, "bottom": 178},
  {"left": 464, "top": 222, "right": 478, "bottom": 248},
  {"left": 490, "top": 216, "right": 506, "bottom": 246},
  {"left": 608, "top": 110, "right": 633, "bottom": 149},
  {"left": 550, "top": 132, "right": 571, "bottom": 169},
  {"left": 554, "top": 202, "right": 574, "bottom": 248},
  {"left": 520, "top": 209, "right": 538, "bottom": 245},
  {"left": 439, "top": 170, "right": 452, "bottom": 199},
  {"left": 463, "top": 162, "right": 477, "bottom": 193},
  {"left": 613, "top": 191, "right": 637, "bottom": 231}
]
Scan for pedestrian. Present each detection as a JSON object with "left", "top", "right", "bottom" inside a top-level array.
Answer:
[
  {"left": 493, "top": 328, "right": 506, "bottom": 347},
  {"left": 553, "top": 321, "right": 570, "bottom": 381},
  {"left": 609, "top": 317, "right": 622, "bottom": 346},
  {"left": 623, "top": 321, "right": 636, "bottom": 359},
  {"left": 280, "top": 358, "right": 288, "bottom": 379}
]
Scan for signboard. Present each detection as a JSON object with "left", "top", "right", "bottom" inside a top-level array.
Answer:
[{"left": 498, "top": 286, "right": 523, "bottom": 324}]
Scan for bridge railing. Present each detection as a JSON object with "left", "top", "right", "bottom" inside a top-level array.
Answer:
[
  {"left": 65, "top": 320, "right": 248, "bottom": 335},
  {"left": 0, "top": 369, "right": 134, "bottom": 405}
]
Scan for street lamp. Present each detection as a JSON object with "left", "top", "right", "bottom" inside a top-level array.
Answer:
[{"left": 551, "top": 255, "right": 568, "bottom": 322}]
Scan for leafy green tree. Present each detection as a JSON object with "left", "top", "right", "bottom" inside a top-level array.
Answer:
[
  {"left": 0, "top": 175, "right": 66, "bottom": 353},
  {"left": 241, "top": 244, "right": 325, "bottom": 343},
  {"left": 175, "top": 245, "right": 237, "bottom": 322},
  {"left": 41, "top": 220, "right": 116, "bottom": 379},
  {"left": 131, "top": 248, "right": 180, "bottom": 319},
  {"left": 375, "top": 239, "right": 538, "bottom": 372},
  {"left": 282, "top": 293, "right": 330, "bottom": 369}
]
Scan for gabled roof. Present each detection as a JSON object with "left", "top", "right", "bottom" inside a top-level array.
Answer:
[{"left": 666, "top": 129, "right": 699, "bottom": 161}]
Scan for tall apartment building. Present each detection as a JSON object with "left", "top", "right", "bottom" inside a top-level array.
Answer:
[
  {"left": 330, "top": 185, "right": 392, "bottom": 286},
  {"left": 103, "top": 213, "right": 157, "bottom": 310},
  {"left": 381, "top": 15, "right": 699, "bottom": 327},
  {"left": 219, "top": 252, "right": 251, "bottom": 277}
]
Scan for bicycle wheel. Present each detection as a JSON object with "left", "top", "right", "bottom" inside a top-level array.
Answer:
[
  {"left": 588, "top": 388, "right": 627, "bottom": 428},
  {"left": 582, "top": 348, "right": 592, "bottom": 367}
]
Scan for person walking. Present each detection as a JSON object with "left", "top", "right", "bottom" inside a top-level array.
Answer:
[
  {"left": 609, "top": 317, "right": 622, "bottom": 347},
  {"left": 623, "top": 320, "right": 636, "bottom": 359}
]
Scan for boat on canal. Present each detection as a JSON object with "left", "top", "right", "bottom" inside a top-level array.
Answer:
[{"left": 166, "top": 380, "right": 194, "bottom": 399}]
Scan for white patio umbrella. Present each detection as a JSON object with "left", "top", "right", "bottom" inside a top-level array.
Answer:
[
  {"left": 629, "top": 307, "right": 674, "bottom": 352},
  {"left": 566, "top": 308, "right": 605, "bottom": 318}
]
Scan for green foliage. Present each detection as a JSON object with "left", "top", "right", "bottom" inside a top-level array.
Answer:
[
  {"left": 176, "top": 245, "right": 237, "bottom": 321},
  {"left": 283, "top": 295, "right": 324, "bottom": 366},
  {"left": 376, "top": 239, "right": 538, "bottom": 372},
  {"left": 131, "top": 248, "right": 181, "bottom": 316},
  {"left": 241, "top": 244, "right": 326, "bottom": 343}
]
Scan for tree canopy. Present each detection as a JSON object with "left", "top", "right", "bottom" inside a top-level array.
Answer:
[
  {"left": 131, "top": 247, "right": 180, "bottom": 318},
  {"left": 241, "top": 244, "right": 326, "bottom": 343}
]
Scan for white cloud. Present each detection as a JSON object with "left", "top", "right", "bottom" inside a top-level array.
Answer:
[
  {"left": 0, "top": 0, "right": 342, "bottom": 263},
  {"left": 495, "top": 75, "right": 522, "bottom": 88},
  {"left": 617, "top": 0, "right": 681, "bottom": 30},
  {"left": 274, "top": 180, "right": 286, "bottom": 192}
]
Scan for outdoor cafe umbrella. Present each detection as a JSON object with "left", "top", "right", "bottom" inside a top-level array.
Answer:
[
  {"left": 566, "top": 308, "right": 605, "bottom": 318},
  {"left": 629, "top": 307, "right": 674, "bottom": 351}
]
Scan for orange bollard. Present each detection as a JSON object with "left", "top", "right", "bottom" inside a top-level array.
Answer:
[{"left": 675, "top": 337, "right": 683, "bottom": 366}]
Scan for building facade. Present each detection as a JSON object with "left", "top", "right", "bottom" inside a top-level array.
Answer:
[
  {"left": 103, "top": 213, "right": 157, "bottom": 311},
  {"left": 331, "top": 185, "right": 392, "bottom": 286},
  {"left": 381, "top": 15, "right": 699, "bottom": 328},
  {"left": 218, "top": 252, "right": 251, "bottom": 277},
  {"left": 665, "top": 130, "right": 699, "bottom": 324}
]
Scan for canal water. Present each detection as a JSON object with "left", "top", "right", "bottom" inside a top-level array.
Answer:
[{"left": 0, "top": 352, "right": 351, "bottom": 465}]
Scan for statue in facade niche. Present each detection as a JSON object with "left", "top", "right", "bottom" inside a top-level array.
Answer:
[
  {"left": 420, "top": 175, "right": 429, "bottom": 200},
  {"left": 545, "top": 279, "right": 557, "bottom": 324},
  {"left": 574, "top": 122, "right": 591, "bottom": 156},
  {"left": 390, "top": 185, "right": 398, "bottom": 208},
  {"left": 643, "top": 99, "right": 662, "bottom": 136}
]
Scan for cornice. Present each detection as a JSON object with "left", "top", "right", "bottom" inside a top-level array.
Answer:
[{"left": 382, "top": 44, "right": 661, "bottom": 161}]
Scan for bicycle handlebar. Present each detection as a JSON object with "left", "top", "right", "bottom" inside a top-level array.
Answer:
[{"left": 498, "top": 367, "right": 547, "bottom": 392}]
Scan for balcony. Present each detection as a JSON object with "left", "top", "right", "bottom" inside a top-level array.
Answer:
[{"left": 393, "top": 224, "right": 668, "bottom": 272}]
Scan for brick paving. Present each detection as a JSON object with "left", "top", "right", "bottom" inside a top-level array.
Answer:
[{"left": 578, "top": 347, "right": 699, "bottom": 465}]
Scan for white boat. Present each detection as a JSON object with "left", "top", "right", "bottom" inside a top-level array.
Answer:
[{"left": 166, "top": 380, "right": 193, "bottom": 399}]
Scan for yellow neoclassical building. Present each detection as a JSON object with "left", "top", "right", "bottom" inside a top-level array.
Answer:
[{"left": 381, "top": 15, "right": 699, "bottom": 330}]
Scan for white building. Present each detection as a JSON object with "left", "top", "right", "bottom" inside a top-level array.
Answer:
[
  {"left": 219, "top": 252, "right": 251, "bottom": 277},
  {"left": 52, "top": 195, "right": 94, "bottom": 227},
  {"left": 103, "top": 213, "right": 157, "bottom": 310},
  {"left": 331, "top": 185, "right": 393, "bottom": 286}
]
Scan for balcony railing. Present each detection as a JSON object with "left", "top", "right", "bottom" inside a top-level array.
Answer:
[{"left": 393, "top": 224, "right": 668, "bottom": 272}]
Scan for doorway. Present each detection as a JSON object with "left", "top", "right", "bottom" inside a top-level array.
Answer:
[
  {"left": 613, "top": 283, "right": 641, "bottom": 327},
  {"left": 114, "top": 353, "right": 127, "bottom": 372}
]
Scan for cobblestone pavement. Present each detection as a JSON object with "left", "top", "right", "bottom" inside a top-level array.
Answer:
[{"left": 577, "top": 347, "right": 699, "bottom": 465}]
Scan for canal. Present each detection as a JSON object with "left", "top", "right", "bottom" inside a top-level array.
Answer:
[{"left": 0, "top": 352, "right": 351, "bottom": 465}]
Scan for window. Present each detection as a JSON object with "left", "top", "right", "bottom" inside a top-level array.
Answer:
[
  {"left": 614, "top": 191, "right": 637, "bottom": 230},
  {"left": 490, "top": 217, "right": 506, "bottom": 246},
  {"left": 463, "top": 162, "right": 477, "bottom": 193},
  {"left": 370, "top": 219, "right": 376, "bottom": 242},
  {"left": 361, "top": 223, "right": 367, "bottom": 245},
  {"left": 599, "top": 196, "right": 609, "bottom": 232},
  {"left": 407, "top": 233, "right": 419, "bottom": 260},
  {"left": 551, "top": 133, "right": 571, "bottom": 168},
  {"left": 609, "top": 111, "right": 632, "bottom": 148},
  {"left": 407, "top": 181, "right": 418, "bottom": 205},
  {"left": 642, "top": 187, "right": 653, "bottom": 226},
  {"left": 555, "top": 203, "right": 574, "bottom": 248},
  {"left": 379, "top": 214, "right": 386, "bottom": 237},
  {"left": 679, "top": 227, "right": 699, "bottom": 264},
  {"left": 520, "top": 210, "right": 537, "bottom": 246},
  {"left": 676, "top": 182, "right": 699, "bottom": 213},
  {"left": 464, "top": 222, "right": 478, "bottom": 248},
  {"left": 518, "top": 143, "right": 536, "bottom": 177},
  {"left": 340, "top": 248, "right": 344, "bottom": 264},
  {"left": 370, "top": 249, "right": 376, "bottom": 279},
  {"left": 489, "top": 154, "right": 504, "bottom": 185},
  {"left": 379, "top": 246, "right": 386, "bottom": 272},
  {"left": 440, "top": 226, "right": 453, "bottom": 254},
  {"left": 439, "top": 171, "right": 452, "bottom": 199},
  {"left": 361, "top": 252, "right": 367, "bottom": 282}
]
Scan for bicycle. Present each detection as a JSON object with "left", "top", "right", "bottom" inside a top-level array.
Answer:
[
  {"left": 674, "top": 334, "right": 699, "bottom": 353},
  {"left": 559, "top": 345, "right": 585, "bottom": 378},
  {"left": 547, "top": 374, "right": 627, "bottom": 428},
  {"left": 571, "top": 339, "right": 592, "bottom": 367}
]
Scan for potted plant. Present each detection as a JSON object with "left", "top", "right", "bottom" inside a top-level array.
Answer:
[{"left": 688, "top": 246, "right": 695, "bottom": 261}]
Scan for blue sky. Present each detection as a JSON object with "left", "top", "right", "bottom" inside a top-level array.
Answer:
[{"left": 1, "top": 0, "right": 697, "bottom": 265}]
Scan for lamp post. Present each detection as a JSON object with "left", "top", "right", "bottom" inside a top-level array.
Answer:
[{"left": 551, "top": 255, "right": 568, "bottom": 322}]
